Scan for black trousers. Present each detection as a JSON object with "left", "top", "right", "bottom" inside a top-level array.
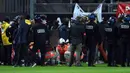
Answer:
[
  {"left": 13, "top": 43, "right": 28, "bottom": 65},
  {"left": 0, "top": 44, "right": 4, "bottom": 63},
  {"left": 88, "top": 43, "right": 96, "bottom": 66},
  {"left": 32, "top": 44, "right": 46, "bottom": 65},
  {"left": 120, "top": 40, "right": 130, "bottom": 66},
  {"left": 107, "top": 43, "right": 116, "bottom": 66},
  {"left": 3, "top": 45, "right": 12, "bottom": 65},
  {"left": 86, "top": 38, "right": 97, "bottom": 66}
]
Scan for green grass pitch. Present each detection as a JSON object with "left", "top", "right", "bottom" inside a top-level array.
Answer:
[{"left": 0, "top": 64, "right": 130, "bottom": 73}]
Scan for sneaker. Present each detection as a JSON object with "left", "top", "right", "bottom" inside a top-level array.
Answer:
[
  {"left": 75, "top": 64, "right": 82, "bottom": 67},
  {"left": 32, "top": 63, "right": 37, "bottom": 67}
]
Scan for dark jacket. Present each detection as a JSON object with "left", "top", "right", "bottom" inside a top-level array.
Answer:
[
  {"left": 14, "top": 19, "right": 31, "bottom": 44},
  {"left": 104, "top": 23, "right": 118, "bottom": 44},
  {"left": 118, "top": 22, "right": 130, "bottom": 42},
  {"left": 32, "top": 23, "right": 49, "bottom": 47},
  {"left": 85, "top": 21, "right": 101, "bottom": 45},
  {"left": 59, "top": 24, "right": 69, "bottom": 41},
  {"left": 69, "top": 21, "right": 85, "bottom": 45}
]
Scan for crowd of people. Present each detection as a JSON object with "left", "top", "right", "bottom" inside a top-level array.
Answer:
[{"left": 0, "top": 13, "right": 130, "bottom": 67}]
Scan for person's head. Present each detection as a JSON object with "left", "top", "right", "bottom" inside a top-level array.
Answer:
[
  {"left": 59, "top": 38, "right": 65, "bottom": 47},
  {"left": 76, "top": 16, "right": 82, "bottom": 22},
  {"left": 13, "top": 15, "right": 21, "bottom": 24},
  {"left": 62, "top": 17, "right": 69, "bottom": 26},
  {"left": 123, "top": 14, "right": 130, "bottom": 23},
  {"left": 3, "top": 16, "right": 10, "bottom": 23},
  {"left": 34, "top": 14, "right": 42, "bottom": 23},
  {"left": 118, "top": 14, "right": 125, "bottom": 22},
  {"left": 40, "top": 15, "right": 47, "bottom": 20},
  {"left": 25, "top": 14, "right": 30, "bottom": 20},
  {"left": 108, "top": 16, "right": 116, "bottom": 25},
  {"left": 88, "top": 13, "right": 96, "bottom": 22}
]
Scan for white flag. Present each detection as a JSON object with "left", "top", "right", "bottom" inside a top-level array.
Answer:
[
  {"left": 68, "top": 20, "right": 71, "bottom": 28},
  {"left": 72, "top": 3, "right": 85, "bottom": 19},
  {"left": 57, "top": 17, "right": 62, "bottom": 26},
  {"left": 94, "top": 3, "right": 103, "bottom": 23}
]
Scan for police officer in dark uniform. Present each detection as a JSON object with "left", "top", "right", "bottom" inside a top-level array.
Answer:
[
  {"left": 118, "top": 15, "right": 130, "bottom": 67},
  {"left": 31, "top": 15, "right": 49, "bottom": 67},
  {"left": 68, "top": 16, "right": 85, "bottom": 67},
  {"left": 104, "top": 17, "right": 118, "bottom": 67},
  {"left": 85, "top": 14, "right": 101, "bottom": 67}
]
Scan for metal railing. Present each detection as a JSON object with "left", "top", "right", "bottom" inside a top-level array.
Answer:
[
  {"left": 0, "top": 0, "right": 119, "bottom": 19},
  {"left": 34, "top": 3, "right": 118, "bottom": 14}
]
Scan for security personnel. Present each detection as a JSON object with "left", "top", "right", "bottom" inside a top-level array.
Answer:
[
  {"left": 31, "top": 15, "right": 49, "bottom": 67},
  {"left": 104, "top": 17, "right": 118, "bottom": 66},
  {"left": 68, "top": 16, "right": 85, "bottom": 67},
  {"left": 1, "top": 17, "right": 12, "bottom": 65},
  {"left": 85, "top": 14, "right": 101, "bottom": 67},
  {"left": 118, "top": 15, "right": 130, "bottom": 67}
]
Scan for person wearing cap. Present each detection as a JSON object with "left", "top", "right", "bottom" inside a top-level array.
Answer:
[{"left": 85, "top": 14, "right": 101, "bottom": 67}]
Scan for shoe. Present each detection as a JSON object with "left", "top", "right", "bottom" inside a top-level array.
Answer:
[
  {"left": 32, "top": 63, "right": 37, "bottom": 67},
  {"left": 88, "top": 64, "right": 96, "bottom": 67},
  {"left": 13, "top": 64, "right": 19, "bottom": 67},
  {"left": 113, "top": 65, "right": 119, "bottom": 67},
  {"left": 68, "top": 63, "right": 72, "bottom": 67},
  {"left": 75, "top": 64, "right": 82, "bottom": 67},
  {"left": 108, "top": 64, "right": 113, "bottom": 67},
  {"left": 121, "top": 64, "right": 126, "bottom": 67}
]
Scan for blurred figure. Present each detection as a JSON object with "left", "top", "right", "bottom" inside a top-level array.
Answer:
[
  {"left": 104, "top": 16, "right": 118, "bottom": 67},
  {"left": 0, "top": 21, "right": 4, "bottom": 65},
  {"left": 31, "top": 15, "right": 49, "bottom": 67},
  {"left": 68, "top": 16, "right": 85, "bottom": 67},
  {"left": 1, "top": 17, "right": 12, "bottom": 65},
  {"left": 85, "top": 14, "right": 101, "bottom": 67},
  {"left": 116, "top": 14, "right": 125, "bottom": 65},
  {"left": 118, "top": 15, "right": 130, "bottom": 67},
  {"left": 10, "top": 16, "right": 21, "bottom": 66},
  {"left": 59, "top": 18, "right": 70, "bottom": 41},
  {"left": 50, "top": 19, "right": 59, "bottom": 50},
  {"left": 13, "top": 15, "right": 32, "bottom": 67},
  {"left": 6, "top": 16, "right": 20, "bottom": 43},
  {"left": 56, "top": 38, "right": 69, "bottom": 64}
]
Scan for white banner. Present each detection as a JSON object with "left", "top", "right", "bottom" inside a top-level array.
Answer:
[
  {"left": 73, "top": 3, "right": 103, "bottom": 23},
  {"left": 72, "top": 3, "right": 85, "bottom": 19}
]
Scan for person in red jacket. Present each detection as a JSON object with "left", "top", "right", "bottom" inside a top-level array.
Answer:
[{"left": 56, "top": 38, "right": 69, "bottom": 64}]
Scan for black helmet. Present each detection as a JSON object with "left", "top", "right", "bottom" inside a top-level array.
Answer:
[
  {"left": 40, "top": 15, "right": 47, "bottom": 20},
  {"left": 3, "top": 16, "right": 10, "bottom": 23},
  {"left": 13, "top": 15, "right": 20, "bottom": 22},
  {"left": 34, "top": 15, "right": 42, "bottom": 23},
  {"left": 108, "top": 16, "right": 116, "bottom": 25},
  {"left": 123, "top": 14, "right": 130, "bottom": 22}
]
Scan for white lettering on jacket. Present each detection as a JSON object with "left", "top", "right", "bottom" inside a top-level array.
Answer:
[
  {"left": 37, "top": 29, "right": 45, "bottom": 33},
  {"left": 105, "top": 28, "right": 112, "bottom": 32}
]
